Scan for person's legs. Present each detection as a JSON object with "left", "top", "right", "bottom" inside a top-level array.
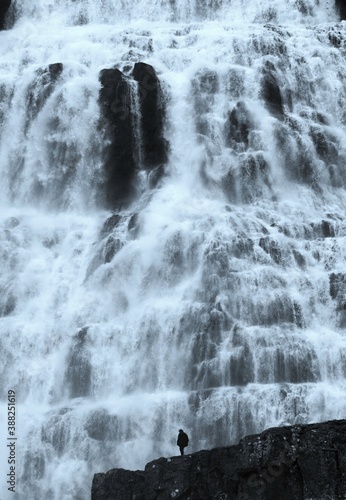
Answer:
[{"left": 179, "top": 446, "right": 184, "bottom": 456}]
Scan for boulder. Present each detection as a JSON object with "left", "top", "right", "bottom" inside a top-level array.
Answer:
[{"left": 92, "top": 419, "right": 346, "bottom": 499}]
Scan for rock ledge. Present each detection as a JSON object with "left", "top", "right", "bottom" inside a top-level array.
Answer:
[{"left": 92, "top": 419, "right": 346, "bottom": 499}]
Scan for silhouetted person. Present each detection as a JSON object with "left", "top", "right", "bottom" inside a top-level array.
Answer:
[{"left": 177, "top": 429, "right": 189, "bottom": 456}]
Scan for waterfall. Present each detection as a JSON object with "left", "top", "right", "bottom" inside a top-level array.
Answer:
[{"left": 0, "top": 0, "right": 345, "bottom": 498}]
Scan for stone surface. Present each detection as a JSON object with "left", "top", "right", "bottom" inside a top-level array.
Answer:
[
  {"left": 336, "top": 0, "right": 346, "bottom": 20},
  {"left": 99, "top": 68, "right": 137, "bottom": 207},
  {"left": 92, "top": 419, "right": 346, "bottom": 499},
  {"left": 133, "top": 62, "right": 168, "bottom": 169},
  {"left": 0, "top": 0, "right": 11, "bottom": 30},
  {"left": 98, "top": 63, "right": 168, "bottom": 208},
  {"left": 227, "top": 101, "right": 253, "bottom": 151},
  {"left": 261, "top": 68, "right": 284, "bottom": 120}
]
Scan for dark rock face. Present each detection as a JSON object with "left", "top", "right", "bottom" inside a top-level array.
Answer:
[
  {"left": 0, "top": 0, "right": 11, "bottom": 30},
  {"left": 98, "top": 63, "right": 168, "bottom": 208},
  {"left": 99, "top": 68, "right": 137, "bottom": 207},
  {"left": 48, "top": 62, "right": 63, "bottom": 80},
  {"left": 133, "top": 62, "right": 168, "bottom": 169},
  {"left": 93, "top": 469, "right": 145, "bottom": 500},
  {"left": 336, "top": 0, "right": 346, "bottom": 20},
  {"left": 261, "top": 69, "right": 284, "bottom": 120},
  {"left": 92, "top": 419, "right": 346, "bottom": 500}
]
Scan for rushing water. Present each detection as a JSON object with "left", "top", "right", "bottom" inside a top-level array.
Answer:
[{"left": 0, "top": 0, "right": 345, "bottom": 498}]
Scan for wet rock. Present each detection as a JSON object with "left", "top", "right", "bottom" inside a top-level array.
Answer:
[
  {"left": 65, "top": 327, "right": 92, "bottom": 398},
  {"left": 84, "top": 409, "right": 119, "bottom": 441},
  {"left": 240, "top": 153, "right": 272, "bottom": 201},
  {"left": 99, "top": 68, "right": 137, "bottom": 207},
  {"left": 273, "top": 122, "right": 316, "bottom": 185},
  {"left": 23, "top": 450, "right": 45, "bottom": 481},
  {"left": 232, "top": 235, "right": 254, "bottom": 258},
  {"left": 192, "top": 69, "right": 219, "bottom": 137},
  {"left": 274, "top": 343, "right": 317, "bottom": 383},
  {"left": 227, "top": 67, "right": 245, "bottom": 98},
  {"left": 294, "top": 0, "right": 312, "bottom": 16},
  {"left": 26, "top": 63, "right": 64, "bottom": 123},
  {"left": 48, "top": 62, "right": 63, "bottom": 80},
  {"left": 293, "top": 249, "right": 306, "bottom": 268},
  {"left": 261, "top": 68, "right": 284, "bottom": 120},
  {"left": 321, "top": 219, "right": 335, "bottom": 238},
  {"left": 133, "top": 62, "right": 168, "bottom": 169},
  {"left": 148, "top": 164, "right": 166, "bottom": 189},
  {"left": 329, "top": 272, "right": 346, "bottom": 300},
  {"left": 310, "top": 126, "right": 338, "bottom": 163},
  {"left": 259, "top": 237, "right": 282, "bottom": 264},
  {"left": 223, "top": 152, "right": 273, "bottom": 203},
  {"left": 329, "top": 272, "right": 346, "bottom": 328},
  {"left": 100, "top": 214, "right": 122, "bottom": 236},
  {"left": 328, "top": 30, "right": 343, "bottom": 48},
  {"left": 229, "top": 325, "right": 254, "bottom": 385},
  {"left": 0, "top": 283, "right": 16, "bottom": 316},
  {"left": 310, "top": 220, "right": 335, "bottom": 238},
  {"left": 256, "top": 296, "right": 305, "bottom": 329},
  {"left": 128, "top": 213, "right": 140, "bottom": 238},
  {"left": 193, "top": 68, "right": 219, "bottom": 95},
  {"left": 336, "top": 0, "right": 346, "bottom": 21},
  {"left": 93, "top": 469, "right": 145, "bottom": 500},
  {"left": 103, "top": 236, "right": 122, "bottom": 263},
  {"left": 98, "top": 63, "right": 168, "bottom": 206},
  {"left": 41, "top": 408, "right": 73, "bottom": 456},
  {"left": 226, "top": 101, "right": 253, "bottom": 150},
  {"left": 92, "top": 419, "right": 346, "bottom": 500},
  {"left": 0, "top": 0, "right": 11, "bottom": 30}
]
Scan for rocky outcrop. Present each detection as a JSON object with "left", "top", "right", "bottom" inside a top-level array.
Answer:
[
  {"left": 0, "top": 0, "right": 11, "bottom": 30},
  {"left": 98, "top": 63, "right": 168, "bottom": 208},
  {"left": 261, "top": 67, "right": 284, "bottom": 120},
  {"left": 99, "top": 68, "right": 137, "bottom": 207},
  {"left": 133, "top": 62, "right": 168, "bottom": 169},
  {"left": 336, "top": 0, "right": 346, "bottom": 20},
  {"left": 92, "top": 419, "right": 346, "bottom": 499}
]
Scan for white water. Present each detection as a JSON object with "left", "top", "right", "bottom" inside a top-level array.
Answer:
[{"left": 0, "top": 0, "right": 346, "bottom": 498}]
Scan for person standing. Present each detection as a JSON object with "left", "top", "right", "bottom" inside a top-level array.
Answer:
[{"left": 177, "top": 429, "right": 189, "bottom": 456}]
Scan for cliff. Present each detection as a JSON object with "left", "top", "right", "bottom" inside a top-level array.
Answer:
[{"left": 92, "top": 419, "right": 346, "bottom": 499}]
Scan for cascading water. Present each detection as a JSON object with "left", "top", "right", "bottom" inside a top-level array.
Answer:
[{"left": 0, "top": 0, "right": 345, "bottom": 498}]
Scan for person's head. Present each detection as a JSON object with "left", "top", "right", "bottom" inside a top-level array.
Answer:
[{"left": 179, "top": 429, "right": 183, "bottom": 433}]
